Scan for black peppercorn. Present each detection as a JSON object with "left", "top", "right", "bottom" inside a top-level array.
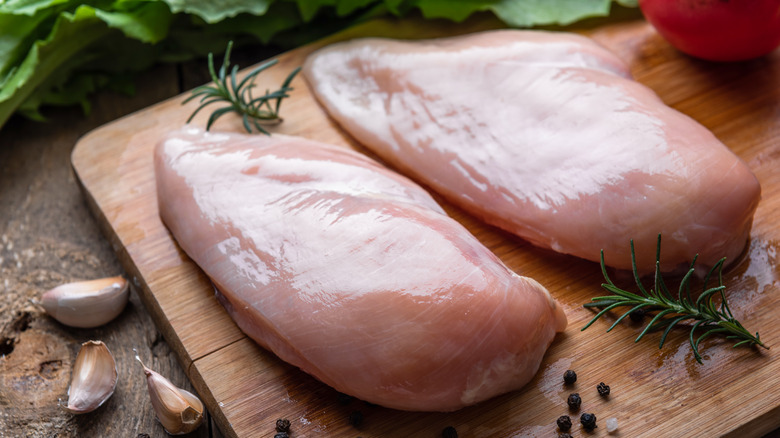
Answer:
[
  {"left": 349, "top": 410, "right": 364, "bottom": 428},
  {"left": 580, "top": 412, "right": 597, "bottom": 430},
  {"left": 567, "top": 393, "right": 581, "bottom": 410},
  {"left": 442, "top": 425, "right": 458, "bottom": 438},
  {"left": 275, "top": 418, "right": 291, "bottom": 433},
  {"left": 597, "top": 382, "right": 611, "bottom": 397},
  {"left": 274, "top": 433, "right": 289, "bottom": 438},
  {"left": 563, "top": 369, "right": 577, "bottom": 385},
  {"left": 559, "top": 434, "right": 573, "bottom": 438},
  {"left": 556, "top": 415, "right": 572, "bottom": 431}
]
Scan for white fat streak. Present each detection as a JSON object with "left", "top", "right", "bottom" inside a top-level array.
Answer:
[
  {"left": 162, "top": 132, "right": 485, "bottom": 301},
  {"left": 460, "top": 351, "right": 520, "bottom": 405}
]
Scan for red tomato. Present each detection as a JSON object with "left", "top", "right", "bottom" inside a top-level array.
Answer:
[{"left": 638, "top": 0, "right": 780, "bottom": 61}]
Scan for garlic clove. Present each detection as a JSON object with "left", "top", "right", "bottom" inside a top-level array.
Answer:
[
  {"left": 41, "top": 276, "right": 130, "bottom": 328},
  {"left": 63, "top": 340, "right": 118, "bottom": 414},
  {"left": 137, "top": 356, "right": 204, "bottom": 435}
]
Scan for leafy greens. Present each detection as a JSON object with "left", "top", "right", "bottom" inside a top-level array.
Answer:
[{"left": 0, "top": 0, "right": 638, "bottom": 132}]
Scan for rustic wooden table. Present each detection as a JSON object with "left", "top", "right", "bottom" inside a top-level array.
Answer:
[{"left": 0, "top": 46, "right": 277, "bottom": 438}]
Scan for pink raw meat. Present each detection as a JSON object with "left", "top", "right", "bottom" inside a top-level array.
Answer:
[
  {"left": 303, "top": 30, "right": 761, "bottom": 272},
  {"left": 154, "top": 127, "right": 567, "bottom": 412}
]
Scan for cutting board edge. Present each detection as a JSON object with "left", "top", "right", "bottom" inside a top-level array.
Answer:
[
  {"left": 729, "top": 403, "right": 780, "bottom": 438},
  {"left": 69, "top": 155, "right": 199, "bottom": 373}
]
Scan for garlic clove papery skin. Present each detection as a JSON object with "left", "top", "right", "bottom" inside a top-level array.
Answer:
[
  {"left": 63, "top": 340, "right": 118, "bottom": 414},
  {"left": 138, "top": 357, "right": 204, "bottom": 435},
  {"left": 41, "top": 276, "right": 129, "bottom": 328}
]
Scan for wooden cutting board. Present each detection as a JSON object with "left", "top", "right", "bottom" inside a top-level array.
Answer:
[{"left": 71, "top": 16, "right": 780, "bottom": 438}]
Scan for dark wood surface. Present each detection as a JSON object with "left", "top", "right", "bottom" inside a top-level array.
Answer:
[
  {"left": 3, "top": 19, "right": 780, "bottom": 438},
  {"left": 0, "top": 45, "right": 278, "bottom": 438}
]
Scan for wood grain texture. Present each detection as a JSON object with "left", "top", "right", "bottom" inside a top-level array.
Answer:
[
  {"left": 71, "top": 17, "right": 780, "bottom": 438},
  {"left": 0, "top": 64, "right": 218, "bottom": 437}
]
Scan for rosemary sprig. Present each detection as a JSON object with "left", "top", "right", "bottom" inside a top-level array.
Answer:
[
  {"left": 581, "top": 235, "right": 768, "bottom": 364},
  {"left": 183, "top": 41, "right": 301, "bottom": 135}
]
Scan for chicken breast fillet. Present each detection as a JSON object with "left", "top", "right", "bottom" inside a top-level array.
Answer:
[
  {"left": 155, "top": 127, "right": 567, "bottom": 412},
  {"left": 303, "top": 30, "right": 761, "bottom": 272}
]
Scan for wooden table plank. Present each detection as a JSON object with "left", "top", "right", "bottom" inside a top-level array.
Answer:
[{"left": 0, "top": 63, "right": 215, "bottom": 437}]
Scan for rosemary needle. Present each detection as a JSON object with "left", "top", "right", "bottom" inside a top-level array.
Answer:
[
  {"left": 582, "top": 235, "right": 768, "bottom": 364},
  {"left": 183, "top": 41, "right": 301, "bottom": 135}
]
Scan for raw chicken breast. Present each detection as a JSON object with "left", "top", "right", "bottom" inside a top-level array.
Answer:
[
  {"left": 155, "top": 127, "right": 567, "bottom": 412},
  {"left": 303, "top": 30, "right": 761, "bottom": 272}
]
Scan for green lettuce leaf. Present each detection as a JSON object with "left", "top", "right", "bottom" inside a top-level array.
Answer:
[
  {"left": 0, "top": 5, "right": 111, "bottom": 127},
  {"left": 95, "top": 1, "right": 173, "bottom": 43},
  {"left": 0, "top": 0, "right": 79, "bottom": 16},
  {"left": 410, "top": 0, "right": 620, "bottom": 26},
  {"left": 286, "top": 0, "right": 378, "bottom": 23},
  {"left": 0, "top": 1, "right": 172, "bottom": 127},
  {"left": 0, "top": 2, "right": 74, "bottom": 75},
  {"left": 161, "top": 0, "right": 272, "bottom": 23}
]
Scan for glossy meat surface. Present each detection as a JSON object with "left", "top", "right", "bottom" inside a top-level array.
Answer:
[
  {"left": 154, "top": 127, "right": 567, "bottom": 411},
  {"left": 303, "top": 30, "right": 761, "bottom": 271}
]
